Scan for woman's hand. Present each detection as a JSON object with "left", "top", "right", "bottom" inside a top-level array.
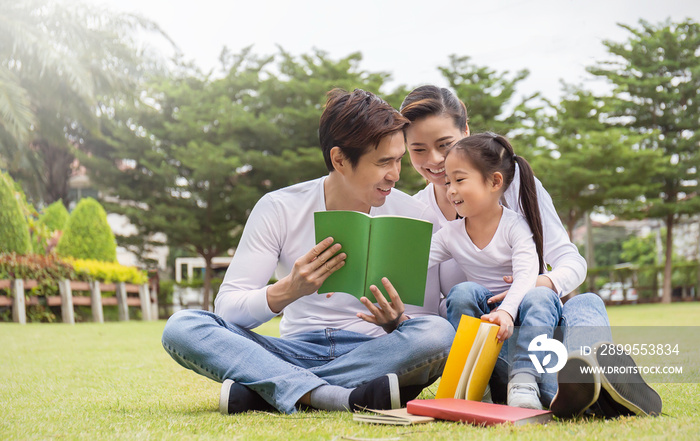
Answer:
[
  {"left": 487, "top": 274, "right": 555, "bottom": 305},
  {"left": 267, "top": 237, "right": 346, "bottom": 313},
  {"left": 480, "top": 309, "right": 514, "bottom": 342},
  {"left": 357, "top": 277, "right": 409, "bottom": 333}
]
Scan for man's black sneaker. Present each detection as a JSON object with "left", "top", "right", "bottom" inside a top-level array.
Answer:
[
  {"left": 550, "top": 353, "right": 601, "bottom": 418},
  {"left": 593, "top": 342, "right": 663, "bottom": 417},
  {"left": 348, "top": 373, "right": 400, "bottom": 412},
  {"left": 219, "top": 379, "right": 275, "bottom": 414}
]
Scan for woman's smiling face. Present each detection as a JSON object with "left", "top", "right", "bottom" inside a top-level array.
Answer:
[{"left": 404, "top": 115, "right": 467, "bottom": 189}]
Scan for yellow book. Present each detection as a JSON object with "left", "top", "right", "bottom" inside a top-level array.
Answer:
[{"left": 436, "top": 315, "right": 503, "bottom": 401}]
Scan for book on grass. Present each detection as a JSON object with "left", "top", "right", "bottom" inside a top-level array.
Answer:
[
  {"left": 435, "top": 315, "right": 504, "bottom": 401},
  {"left": 406, "top": 398, "right": 553, "bottom": 426},
  {"left": 353, "top": 408, "right": 435, "bottom": 426},
  {"left": 313, "top": 210, "right": 433, "bottom": 307}
]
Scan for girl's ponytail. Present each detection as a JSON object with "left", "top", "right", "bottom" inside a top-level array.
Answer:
[{"left": 513, "top": 156, "right": 545, "bottom": 274}]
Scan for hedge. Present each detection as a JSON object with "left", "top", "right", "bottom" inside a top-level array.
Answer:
[
  {"left": 69, "top": 258, "right": 148, "bottom": 285},
  {"left": 0, "top": 254, "right": 147, "bottom": 296}
]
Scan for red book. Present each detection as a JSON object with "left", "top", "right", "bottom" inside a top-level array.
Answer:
[{"left": 407, "top": 399, "right": 553, "bottom": 426}]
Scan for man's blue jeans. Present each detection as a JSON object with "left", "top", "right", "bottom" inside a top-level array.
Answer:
[
  {"left": 161, "top": 310, "right": 455, "bottom": 414},
  {"left": 445, "top": 282, "right": 611, "bottom": 407}
]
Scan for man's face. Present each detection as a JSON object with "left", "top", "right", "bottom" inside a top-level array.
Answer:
[{"left": 345, "top": 131, "right": 405, "bottom": 209}]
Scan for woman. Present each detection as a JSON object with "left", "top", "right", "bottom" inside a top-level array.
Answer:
[
  {"left": 398, "top": 85, "right": 660, "bottom": 417},
  {"left": 400, "top": 85, "right": 586, "bottom": 304}
]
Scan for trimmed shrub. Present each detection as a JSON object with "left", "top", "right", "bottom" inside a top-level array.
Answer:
[
  {"left": 56, "top": 198, "right": 117, "bottom": 262},
  {"left": 0, "top": 172, "right": 31, "bottom": 254},
  {"left": 39, "top": 200, "right": 70, "bottom": 232}
]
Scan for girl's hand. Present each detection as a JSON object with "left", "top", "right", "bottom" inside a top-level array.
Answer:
[
  {"left": 480, "top": 309, "right": 514, "bottom": 342},
  {"left": 357, "top": 277, "right": 409, "bottom": 333}
]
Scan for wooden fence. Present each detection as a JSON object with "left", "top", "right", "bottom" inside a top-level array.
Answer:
[{"left": 0, "top": 279, "right": 157, "bottom": 324}]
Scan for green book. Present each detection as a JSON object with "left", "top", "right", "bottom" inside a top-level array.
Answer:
[{"left": 313, "top": 210, "right": 433, "bottom": 307}]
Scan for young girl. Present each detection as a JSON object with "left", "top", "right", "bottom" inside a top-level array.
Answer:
[{"left": 428, "top": 132, "right": 557, "bottom": 410}]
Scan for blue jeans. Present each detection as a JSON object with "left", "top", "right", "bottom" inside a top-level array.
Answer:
[
  {"left": 161, "top": 310, "right": 455, "bottom": 414},
  {"left": 445, "top": 282, "right": 611, "bottom": 407}
]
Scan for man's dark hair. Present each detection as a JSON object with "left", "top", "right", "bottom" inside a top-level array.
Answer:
[{"left": 319, "top": 88, "right": 409, "bottom": 172}]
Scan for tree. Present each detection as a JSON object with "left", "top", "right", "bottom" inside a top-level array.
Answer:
[
  {"left": 56, "top": 197, "right": 117, "bottom": 262},
  {"left": 530, "top": 85, "right": 662, "bottom": 239},
  {"left": 0, "top": 0, "right": 171, "bottom": 204},
  {"left": 83, "top": 48, "right": 399, "bottom": 310},
  {"left": 438, "top": 55, "right": 537, "bottom": 137},
  {"left": 589, "top": 19, "right": 700, "bottom": 302},
  {"left": 0, "top": 171, "right": 31, "bottom": 254}
]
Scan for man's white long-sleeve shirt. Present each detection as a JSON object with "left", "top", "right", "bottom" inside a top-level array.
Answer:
[{"left": 215, "top": 176, "right": 443, "bottom": 338}]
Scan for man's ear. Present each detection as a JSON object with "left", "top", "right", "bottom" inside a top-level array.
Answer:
[
  {"left": 492, "top": 172, "right": 504, "bottom": 192},
  {"left": 330, "top": 146, "right": 348, "bottom": 174},
  {"left": 464, "top": 122, "right": 470, "bottom": 137}
]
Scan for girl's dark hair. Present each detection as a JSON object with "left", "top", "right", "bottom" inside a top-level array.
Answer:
[
  {"left": 319, "top": 88, "right": 408, "bottom": 172},
  {"left": 399, "top": 85, "right": 468, "bottom": 130},
  {"left": 447, "top": 132, "right": 544, "bottom": 274}
]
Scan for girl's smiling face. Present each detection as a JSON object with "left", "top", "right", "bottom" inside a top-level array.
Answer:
[
  {"left": 404, "top": 115, "right": 467, "bottom": 188},
  {"left": 444, "top": 152, "right": 499, "bottom": 219}
]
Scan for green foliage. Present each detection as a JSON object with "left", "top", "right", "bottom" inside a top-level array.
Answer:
[
  {"left": 0, "top": 171, "right": 31, "bottom": 254},
  {"left": 0, "top": 0, "right": 173, "bottom": 204},
  {"left": 158, "top": 279, "right": 174, "bottom": 305},
  {"left": 589, "top": 19, "right": 700, "bottom": 301},
  {"left": 588, "top": 18, "right": 700, "bottom": 221},
  {"left": 69, "top": 258, "right": 147, "bottom": 285},
  {"left": 438, "top": 54, "right": 536, "bottom": 137},
  {"left": 621, "top": 233, "right": 658, "bottom": 266},
  {"left": 56, "top": 198, "right": 117, "bottom": 262},
  {"left": 79, "top": 48, "right": 402, "bottom": 308},
  {"left": 39, "top": 200, "right": 69, "bottom": 232},
  {"left": 530, "top": 85, "right": 663, "bottom": 236},
  {"left": 0, "top": 253, "right": 75, "bottom": 296}
]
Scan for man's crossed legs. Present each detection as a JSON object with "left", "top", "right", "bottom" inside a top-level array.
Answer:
[{"left": 162, "top": 310, "right": 455, "bottom": 414}]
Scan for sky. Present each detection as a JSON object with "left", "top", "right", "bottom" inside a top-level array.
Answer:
[{"left": 83, "top": 0, "right": 700, "bottom": 102}]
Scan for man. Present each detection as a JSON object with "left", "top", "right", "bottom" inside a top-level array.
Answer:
[{"left": 161, "top": 88, "right": 455, "bottom": 414}]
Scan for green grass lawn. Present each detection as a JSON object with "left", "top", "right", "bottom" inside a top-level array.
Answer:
[{"left": 2, "top": 303, "right": 699, "bottom": 440}]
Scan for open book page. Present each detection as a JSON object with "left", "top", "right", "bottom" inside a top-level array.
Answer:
[
  {"left": 436, "top": 315, "right": 503, "bottom": 400},
  {"left": 353, "top": 408, "right": 435, "bottom": 426},
  {"left": 314, "top": 210, "right": 432, "bottom": 306},
  {"left": 454, "top": 324, "right": 498, "bottom": 399},
  {"left": 365, "top": 215, "right": 432, "bottom": 306},
  {"left": 462, "top": 325, "right": 501, "bottom": 401},
  {"left": 435, "top": 315, "right": 482, "bottom": 399},
  {"left": 314, "top": 211, "right": 371, "bottom": 297}
]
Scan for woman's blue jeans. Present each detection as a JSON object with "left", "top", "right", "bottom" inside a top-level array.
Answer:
[{"left": 162, "top": 310, "right": 455, "bottom": 414}]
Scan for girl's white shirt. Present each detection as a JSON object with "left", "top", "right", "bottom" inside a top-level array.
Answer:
[
  {"left": 429, "top": 207, "right": 539, "bottom": 319},
  {"left": 413, "top": 166, "right": 586, "bottom": 298}
]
